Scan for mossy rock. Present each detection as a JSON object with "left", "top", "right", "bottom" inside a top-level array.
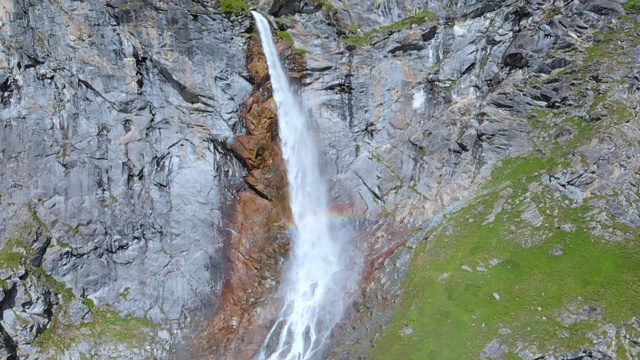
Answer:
[{"left": 219, "top": 0, "right": 249, "bottom": 14}]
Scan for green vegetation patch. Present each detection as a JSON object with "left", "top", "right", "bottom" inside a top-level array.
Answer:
[
  {"left": 277, "top": 30, "right": 294, "bottom": 45},
  {"left": 0, "top": 248, "right": 25, "bottom": 268},
  {"left": 373, "top": 10, "right": 438, "bottom": 34},
  {"left": 539, "top": 24, "right": 639, "bottom": 86},
  {"left": 83, "top": 310, "right": 157, "bottom": 344},
  {"left": 34, "top": 308, "right": 157, "bottom": 355},
  {"left": 118, "top": 1, "right": 145, "bottom": 10},
  {"left": 371, "top": 154, "right": 640, "bottom": 359},
  {"left": 583, "top": 27, "right": 640, "bottom": 68},
  {"left": 31, "top": 266, "right": 75, "bottom": 303},
  {"left": 274, "top": 30, "right": 310, "bottom": 57},
  {"left": 340, "top": 10, "right": 438, "bottom": 46},
  {"left": 623, "top": 0, "right": 640, "bottom": 12},
  {"left": 341, "top": 34, "right": 370, "bottom": 46},
  {"left": 219, "top": 0, "right": 249, "bottom": 14},
  {"left": 309, "top": 0, "right": 337, "bottom": 12},
  {"left": 528, "top": 110, "right": 601, "bottom": 159},
  {"left": 84, "top": 297, "right": 95, "bottom": 311},
  {"left": 0, "top": 240, "right": 28, "bottom": 268},
  {"left": 292, "top": 48, "right": 311, "bottom": 55}
]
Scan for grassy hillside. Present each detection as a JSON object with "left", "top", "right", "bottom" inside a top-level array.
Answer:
[{"left": 371, "top": 155, "right": 640, "bottom": 358}]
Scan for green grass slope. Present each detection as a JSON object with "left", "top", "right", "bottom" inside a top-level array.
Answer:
[{"left": 371, "top": 156, "right": 640, "bottom": 358}]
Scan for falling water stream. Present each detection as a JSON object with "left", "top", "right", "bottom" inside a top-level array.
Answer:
[{"left": 251, "top": 11, "right": 352, "bottom": 360}]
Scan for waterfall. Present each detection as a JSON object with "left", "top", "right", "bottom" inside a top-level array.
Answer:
[{"left": 251, "top": 11, "right": 353, "bottom": 360}]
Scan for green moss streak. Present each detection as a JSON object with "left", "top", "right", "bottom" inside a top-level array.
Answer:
[
  {"left": 293, "top": 48, "right": 311, "bottom": 55},
  {"left": 623, "top": 0, "right": 640, "bottom": 13},
  {"left": 84, "top": 298, "right": 95, "bottom": 311},
  {"left": 34, "top": 308, "right": 157, "bottom": 354},
  {"left": 277, "top": 30, "right": 294, "bottom": 45},
  {"left": 0, "top": 240, "right": 29, "bottom": 268},
  {"left": 219, "top": 0, "right": 249, "bottom": 14},
  {"left": 65, "top": 223, "right": 81, "bottom": 235},
  {"left": 31, "top": 266, "right": 75, "bottom": 303},
  {"left": 340, "top": 10, "right": 438, "bottom": 46},
  {"left": 120, "top": 287, "right": 131, "bottom": 300},
  {"left": 340, "top": 34, "right": 370, "bottom": 45},
  {"left": 30, "top": 206, "right": 50, "bottom": 233},
  {"left": 274, "top": 30, "right": 310, "bottom": 56},
  {"left": 0, "top": 279, "right": 10, "bottom": 290},
  {"left": 372, "top": 10, "right": 438, "bottom": 34}
]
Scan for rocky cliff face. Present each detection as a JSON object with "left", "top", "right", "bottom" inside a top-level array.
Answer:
[
  {"left": 1, "top": 0, "right": 639, "bottom": 359},
  {"left": 279, "top": 0, "right": 640, "bottom": 358},
  {"left": 0, "top": 0, "right": 253, "bottom": 358}
]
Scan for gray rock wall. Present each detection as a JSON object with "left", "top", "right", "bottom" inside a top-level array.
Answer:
[{"left": 1, "top": 0, "right": 252, "bottom": 357}]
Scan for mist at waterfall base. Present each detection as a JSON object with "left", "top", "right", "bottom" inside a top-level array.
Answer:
[{"left": 251, "top": 12, "right": 360, "bottom": 360}]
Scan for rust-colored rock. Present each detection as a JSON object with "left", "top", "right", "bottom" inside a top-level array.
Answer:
[
  {"left": 244, "top": 168, "right": 286, "bottom": 201},
  {"left": 228, "top": 134, "right": 272, "bottom": 169},
  {"left": 195, "top": 23, "right": 307, "bottom": 360},
  {"left": 243, "top": 95, "right": 278, "bottom": 136},
  {"left": 201, "top": 189, "right": 290, "bottom": 359}
]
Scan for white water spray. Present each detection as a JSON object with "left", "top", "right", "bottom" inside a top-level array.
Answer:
[{"left": 251, "top": 12, "right": 354, "bottom": 360}]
